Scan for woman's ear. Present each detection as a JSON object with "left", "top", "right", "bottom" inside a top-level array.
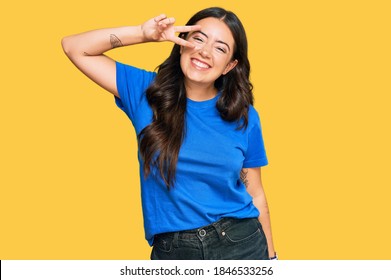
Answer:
[{"left": 223, "top": 59, "right": 238, "bottom": 75}]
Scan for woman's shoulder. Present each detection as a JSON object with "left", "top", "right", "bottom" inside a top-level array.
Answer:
[
  {"left": 116, "top": 61, "right": 157, "bottom": 78},
  {"left": 248, "top": 105, "right": 261, "bottom": 122}
]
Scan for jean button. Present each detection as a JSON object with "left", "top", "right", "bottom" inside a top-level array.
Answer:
[{"left": 199, "top": 229, "right": 206, "bottom": 237}]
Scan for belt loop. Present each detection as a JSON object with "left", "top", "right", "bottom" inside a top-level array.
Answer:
[
  {"left": 173, "top": 232, "right": 179, "bottom": 248},
  {"left": 212, "top": 219, "right": 224, "bottom": 240}
]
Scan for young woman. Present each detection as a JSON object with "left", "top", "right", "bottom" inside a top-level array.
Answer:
[{"left": 62, "top": 7, "right": 277, "bottom": 260}]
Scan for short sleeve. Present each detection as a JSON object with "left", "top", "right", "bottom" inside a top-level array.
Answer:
[
  {"left": 243, "top": 108, "right": 268, "bottom": 168},
  {"left": 114, "top": 61, "right": 156, "bottom": 123}
]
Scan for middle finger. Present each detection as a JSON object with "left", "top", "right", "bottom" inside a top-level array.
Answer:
[{"left": 158, "top": 17, "right": 176, "bottom": 26}]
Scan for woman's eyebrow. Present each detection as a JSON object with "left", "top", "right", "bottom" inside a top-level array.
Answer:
[{"left": 191, "top": 30, "right": 231, "bottom": 51}]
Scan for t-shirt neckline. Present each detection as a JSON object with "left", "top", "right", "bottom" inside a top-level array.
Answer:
[{"left": 186, "top": 93, "right": 220, "bottom": 109}]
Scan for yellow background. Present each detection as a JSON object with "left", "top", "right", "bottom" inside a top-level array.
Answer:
[{"left": 1, "top": 0, "right": 390, "bottom": 260}]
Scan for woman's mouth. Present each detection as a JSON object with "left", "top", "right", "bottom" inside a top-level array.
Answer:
[{"left": 191, "top": 58, "right": 211, "bottom": 70}]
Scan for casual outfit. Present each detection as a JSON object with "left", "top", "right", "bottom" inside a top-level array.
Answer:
[{"left": 114, "top": 62, "right": 269, "bottom": 259}]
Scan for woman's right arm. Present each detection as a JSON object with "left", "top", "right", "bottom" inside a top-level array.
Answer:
[
  {"left": 61, "top": 26, "right": 144, "bottom": 97},
  {"left": 61, "top": 15, "right": 200, "bottom": 97}
]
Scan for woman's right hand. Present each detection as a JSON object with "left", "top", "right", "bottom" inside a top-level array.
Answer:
[{"left": 141, "top": 14, "right": 201, "bottom": 48}]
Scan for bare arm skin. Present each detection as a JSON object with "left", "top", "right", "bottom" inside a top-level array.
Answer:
[
  {"left": 61, "top": 26, "right": 141, "bottom": 97},
  {"left": 242, "top": 167, "right": 276, "bottom": 258},
  {"left": 61, "top": 15, "right": 201, "bottom": 97}
]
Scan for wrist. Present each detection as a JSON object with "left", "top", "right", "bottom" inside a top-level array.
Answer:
[
  {"left": 138, "top": 24, "right": 149, "bottom": 43},
  {"left": 134, "top": 25, "right": 148, "bottom": 43},
  {"left": 118, "top": 25, "right": 146, "bottom": 46}
]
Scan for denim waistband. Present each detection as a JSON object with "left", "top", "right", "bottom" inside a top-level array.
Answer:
[{"left": 155, "top": 217, "right": 258, "bottom": 242}]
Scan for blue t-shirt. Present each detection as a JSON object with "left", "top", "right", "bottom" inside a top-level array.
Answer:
[{"left": 114, "top": 62, "right": 268, "bottom": 246}]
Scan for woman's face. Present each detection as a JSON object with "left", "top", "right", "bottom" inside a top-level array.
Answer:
[{"left": 180, "top": 17, "right": 238, "bottom": 88}]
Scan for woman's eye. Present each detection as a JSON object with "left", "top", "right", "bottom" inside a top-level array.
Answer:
[
  {"left": 216, "top": 47, "right": 226, "bottom": 53},
  {"left": 193, "top": 37, "right": 203, "bottom": 42}
]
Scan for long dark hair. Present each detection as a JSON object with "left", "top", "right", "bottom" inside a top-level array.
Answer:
[{"left": 138, "top": 7, "right": 254, "bottom": 189}]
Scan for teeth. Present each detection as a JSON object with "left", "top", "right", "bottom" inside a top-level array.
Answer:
[{"left": 192, "top": 59, "right": 210, "bottom": 69}]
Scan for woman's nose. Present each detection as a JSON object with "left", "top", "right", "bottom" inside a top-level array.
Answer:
[{"left": 198, "top": 45, "right": 211, "bottom": 58}]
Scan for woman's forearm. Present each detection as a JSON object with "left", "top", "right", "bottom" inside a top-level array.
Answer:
[
  {"left": 61, "top": 26, "right": 144, "bottom": 57},
  {"left": 253, "top": 196, "right": 276, "bottom": 258}
]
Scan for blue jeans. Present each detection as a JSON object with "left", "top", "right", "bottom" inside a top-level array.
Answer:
[{"left": 151, "top": 218, "right": 269, "bottom": 260}]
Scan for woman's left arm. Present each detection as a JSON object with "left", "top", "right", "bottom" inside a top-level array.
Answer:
[{"left": 242, "top": 167, "right": 276, "bottom": 259}]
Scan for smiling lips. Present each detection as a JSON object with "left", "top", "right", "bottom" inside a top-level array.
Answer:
[{"left": 191, "top": 58, "right": 211, "bottom": 70}]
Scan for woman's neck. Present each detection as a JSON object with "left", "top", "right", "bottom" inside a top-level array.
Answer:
[{"left": 185, "top": 80, "right": 218, "bottom": 101}]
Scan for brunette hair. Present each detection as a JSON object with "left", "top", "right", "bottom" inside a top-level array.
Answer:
[{"left": 138, "top": 7, "right": 254, "bottom": 189}]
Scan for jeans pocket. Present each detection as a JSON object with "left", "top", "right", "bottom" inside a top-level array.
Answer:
[
  {"left": 223, "top": 218, "right": 261, "bottom": 244},
  {"left": 153, "top": 234, "right": 174, "bottom": 253}
]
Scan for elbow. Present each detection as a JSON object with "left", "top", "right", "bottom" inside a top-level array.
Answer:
[
  {"left": 61, "top": 36, "right": 71, "bottom": 56},
  {"left": 61, "top": 37, "right": 71, "bottom": 56},
  {"left": 61, "top": 36, "right": 77, "bottom": 58}
]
